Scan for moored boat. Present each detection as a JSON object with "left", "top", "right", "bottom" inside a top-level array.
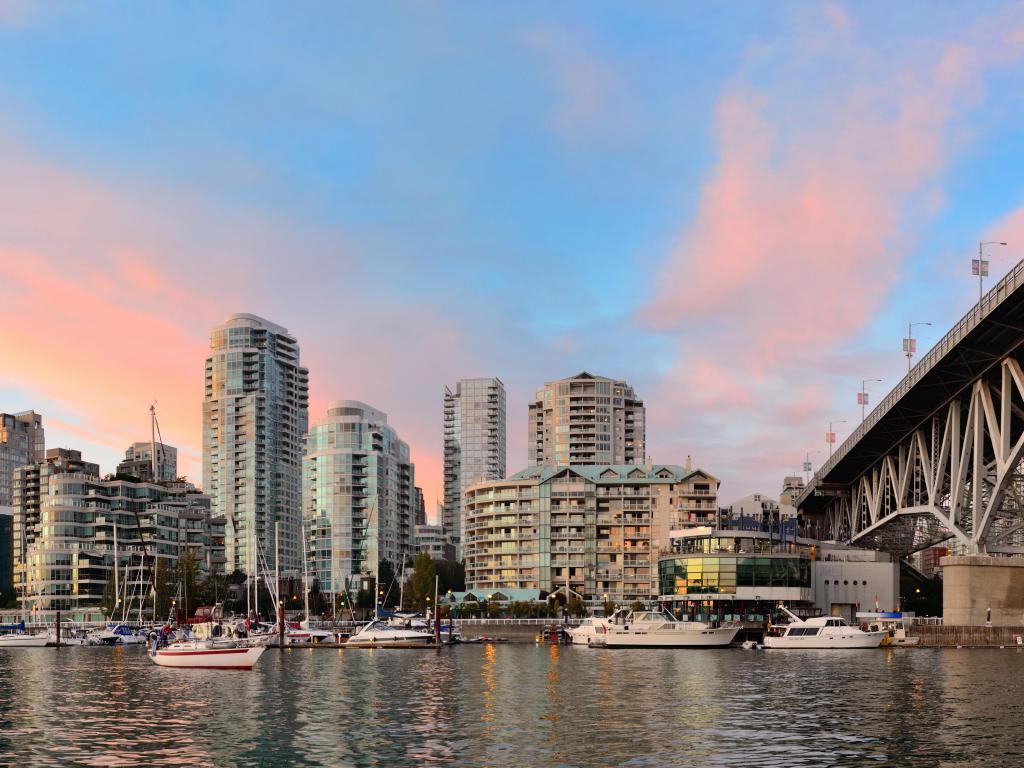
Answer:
[
  {"left": 0, "top": 628, "right": 50, "bottom": 647},
  {"left": 763, "top": 606, "right": 887, "bottom": 649},
  {"left": 604, "top": 609, "right": 740, "bottom": 648},
  {"left": 344, "top": 619, "right": 438, "bottom": 648},
  {"left": 150, "top": 640, "right": 266, "bottom": 669}
]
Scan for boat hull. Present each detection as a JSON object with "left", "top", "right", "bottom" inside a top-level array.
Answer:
[
  {"left": 150, "top": 644, "right": 266, "bottom": 669},
  {"left": 604, "top": 626, "right": 740, "bottom": 648},
  {"left": 345, "top": 634, "right": 437, "bottom": 648},
  {"left": 764, "top": 631, "right": 886, "bottom": 649},
  {"left": 0, "top": 634, "right": 50, "bottom": 647}
]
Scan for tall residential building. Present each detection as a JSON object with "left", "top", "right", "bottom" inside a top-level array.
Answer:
[
  {"left": 413, "top": 486, "right": 426, "bottom": 526},
  {"left": 443, "top": 378, "right": 506, "bottom": 559},
  {"left": 0, "top": 411, "right": 44, "bottom": 507},
  {"left": 203, "top": 314, "right": 309, "bottom": 576},
  {"left": 12, "top": 449, "right": 99, "bottom": 600},
  {"left": 528, "top": 372, "right": 645, "bottom": 467},
  {"left": 303, "top": 401, "right": 415, "bottom": 594},
  {"left": 117, "top": 441, "right": 177, "bottom": 483},
  {"left": 14, "top": 449, "right": 224, "bottom": 612},
  {"left": 464, "top": 464, "right": 718, "bottom": 604}
]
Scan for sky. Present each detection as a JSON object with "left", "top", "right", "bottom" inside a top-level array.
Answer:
[{"left": 3, "top": 2, "right": 1024, "bottom": 518}]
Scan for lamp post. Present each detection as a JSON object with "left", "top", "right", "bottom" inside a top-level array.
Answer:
[
  {"left": 974, "top": 241, "right": 1008, "bottom": 304},
  {"left": 858, "top": 379, "right": 882, "bottom": 422},
  {"left": 903, "top": 322, "right": 931, "bottom": 374},
  {"left": 803, "top": 450, "right": 821, "bottom": 484},
  {"left": 826, "top": 419, "right": 846, "bottom": 459}
]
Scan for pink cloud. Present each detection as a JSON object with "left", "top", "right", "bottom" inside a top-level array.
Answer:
[{"left": 640, "top": 8, "right": 1024, "bottom": 501}]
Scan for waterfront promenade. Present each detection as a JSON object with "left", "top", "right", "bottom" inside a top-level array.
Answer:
[{"left": 2, "top": 643, "right": 1022, "bottom": 766}]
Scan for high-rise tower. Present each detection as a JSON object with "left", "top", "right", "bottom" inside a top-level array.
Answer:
[
  {"left": 443, "top": 378, "right": 506, "bottom": 559},
  {"left": 0, "top": 411, "right": 44, "bottom": 507},
  {"left": 528, "top": 372, "right": 645, "bottom": 467},
  {"left": 203, "top": 314, "right": 309, "bottom": 575},
  {"left": 303, "top": 401, "right": 415, "bottom": 594}
]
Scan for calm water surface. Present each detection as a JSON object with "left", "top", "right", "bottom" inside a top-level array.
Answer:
[{"left": 0, "top": 644, "right": 1022, "bottom": 767}]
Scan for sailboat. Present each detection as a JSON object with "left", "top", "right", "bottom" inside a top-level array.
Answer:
[{"left": 286, "top": 532, "right": 333, "bottom": 644}]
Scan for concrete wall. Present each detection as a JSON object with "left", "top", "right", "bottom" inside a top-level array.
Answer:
[
  {"left": 942, "top": 555, "right": 1024, "bottom": 626},
  {"left": 812, "top": 558, "right": 899, "bottom": 616}
]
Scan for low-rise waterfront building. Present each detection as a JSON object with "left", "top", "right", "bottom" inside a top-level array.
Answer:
[
  {"left": 13, "top": 449, "right": 225, "bottom": 612},
  {"left": 464, "top": 463, "right": 718, "bottom": 605},
  {"left": 658, "top": 524, "right": 898, "bottom": 624}
]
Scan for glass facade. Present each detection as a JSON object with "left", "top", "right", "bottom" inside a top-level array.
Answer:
[
  {"left": 659, "top": 555, "right": 811, "bottom": 596},
  {"left": 203, "top": 314, "right": 309, "bottom": 575},
  {"left": 443, "top": 378, "right": 506, "bottom": 559},
  {"left": 303, "top": 402, "right": 415, "bottom": 594},
  {"left": 0, "top": 411, "right": 44, "bottom": 507}
]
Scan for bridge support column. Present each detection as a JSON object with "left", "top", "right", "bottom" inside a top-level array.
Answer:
[{"left": 942, "top": 555, "right": 1024, "bottom": 626}]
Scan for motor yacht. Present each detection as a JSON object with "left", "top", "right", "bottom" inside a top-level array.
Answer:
[
  {"left": 604, "top": 609, "right": 740, "bottom": 648},
  {"left": 387, "top": 613, "right": 463, "bottom": 644},
  {"left": 344, "top": 619, "right": 438, "bottom": 648},
  {"left": 566, "top": 610, "right": 627, "bottom": 646},
  {"left": 764, "top": 607, "right": 887, "bottom": 649}
]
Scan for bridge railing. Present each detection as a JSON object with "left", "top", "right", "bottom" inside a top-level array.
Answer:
[{"left": 799, "top": 257, "right": 1024, "bottom": 507}]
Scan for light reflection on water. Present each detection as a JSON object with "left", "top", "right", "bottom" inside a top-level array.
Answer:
[{"left": 1, "top": 645, "right": 1024, "bottom": 766}]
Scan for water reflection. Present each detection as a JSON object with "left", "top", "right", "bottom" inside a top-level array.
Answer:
[{"left": 2, "top": 646, "right": 1024, "bottom": 766}]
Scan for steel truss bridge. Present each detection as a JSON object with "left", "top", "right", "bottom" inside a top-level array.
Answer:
[{"left": 798, "top": 259, "right": 1024, "bottom": 557}]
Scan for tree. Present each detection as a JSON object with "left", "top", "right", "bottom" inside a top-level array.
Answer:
[
  {"left": 436, "top": 558, "right": 466, "bottom": 593},
  {"left": 407, "top": 552, "right": 437, "bottom": 611},
  {"left": 602, "top": 599, "right": 616, "bottom": 617},
  {"left": 511, "top": 601, "right": 533, "bottom": 618},
  {"left": 566, "top": 598, "right": 587, "bottom": 618},
  {"left": 629, "top": 600, "right": 646, "bottom": 613},
  {"left": 99, "top": 570, "right": 118, "bottom": 618}
]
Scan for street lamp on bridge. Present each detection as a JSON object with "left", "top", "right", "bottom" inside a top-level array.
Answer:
[
  {"left": 903, "top": 321, "right": 931, "bottom": 374},
  {"left": 858, "top": 378, "right": 882, "bottom": 422},
  {"left": 826, "top": 419, "right": 847, "bottom": 459},
  {"left": 974, "top": 241, "right": 1008, "bottom": 304},
  {"left": 803, "top": 450, "right": 821, "bottom": 484}
]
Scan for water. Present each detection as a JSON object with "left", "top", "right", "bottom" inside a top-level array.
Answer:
[{"left": 1, "top": 644, "right": 1023, "bottom": 767}]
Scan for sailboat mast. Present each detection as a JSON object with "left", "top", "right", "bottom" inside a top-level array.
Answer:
[
  {"left": 302, "top": 525, "right": 310, "bottom": 621},
  {"left": 113, "top": 520, "right": 119, "bottom": 619},
  {"left": 150, "top": 403, "right": 157, "bottom": 481}
]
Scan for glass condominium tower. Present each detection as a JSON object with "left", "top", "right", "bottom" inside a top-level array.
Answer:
[
  {"left": 304, "top": 401, "right": 415, "bottom": 594},
  {"left": 528, "top": 372, "right": 645, "bottom": 467},
  {"left": 443, "top": 378, "right": 506, "bottom": 560},
  {"left": 203, "top": 314, "right": 309, "bottom": 575}
]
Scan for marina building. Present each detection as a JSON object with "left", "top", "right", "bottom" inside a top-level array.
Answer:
[
  {"left": 116, "top": 441, "right": 177, "bottom": 483},
  {"left": 443, "top": 378, "right": 506, "bottom": 559},
  {"left": 203, "top": 313, "right": 309, "bottom": 576},
  {"left": 0, "top": 411, "right": 44, "bottom": 507},
  {"left": 303, "top": 401, "right": 416, "bottom": 594},
  {"left": 528, "top": 373, "right": 645, "bottom": 468},
  {"left": 658, "top": 524, "right": 899, "bottom": 624},
  {"left": 464, "top": 464, "right": 719, "bottom": 605},
  {"left": 13, "top": 449, "right": 225, "bottom": 612}
]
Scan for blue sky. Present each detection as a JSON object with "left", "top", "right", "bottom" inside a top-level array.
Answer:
[{"left": 3, "top": 1, "right": 1024, "bottom": 511}]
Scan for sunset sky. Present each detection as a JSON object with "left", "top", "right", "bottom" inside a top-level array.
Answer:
[{"left": 3, "top": 2, "right": 1024, "bottom": 517}]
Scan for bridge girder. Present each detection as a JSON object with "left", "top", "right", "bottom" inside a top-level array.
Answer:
[{"left": 818, "top": 356, "right": 1024, "bottom": 557}]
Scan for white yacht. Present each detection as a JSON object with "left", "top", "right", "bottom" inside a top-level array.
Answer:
[
  {"left": 764, "top": 607, "right": 887, "bottom": 649},
  {"left": 345, "top": 619, "right": 438, "bottom": 648},
  {"left": 566, "top": 610, "right": 627, "bottom": 646},
  {"left": 604, "top": 609, "right": 740, "bottom": 648}
]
